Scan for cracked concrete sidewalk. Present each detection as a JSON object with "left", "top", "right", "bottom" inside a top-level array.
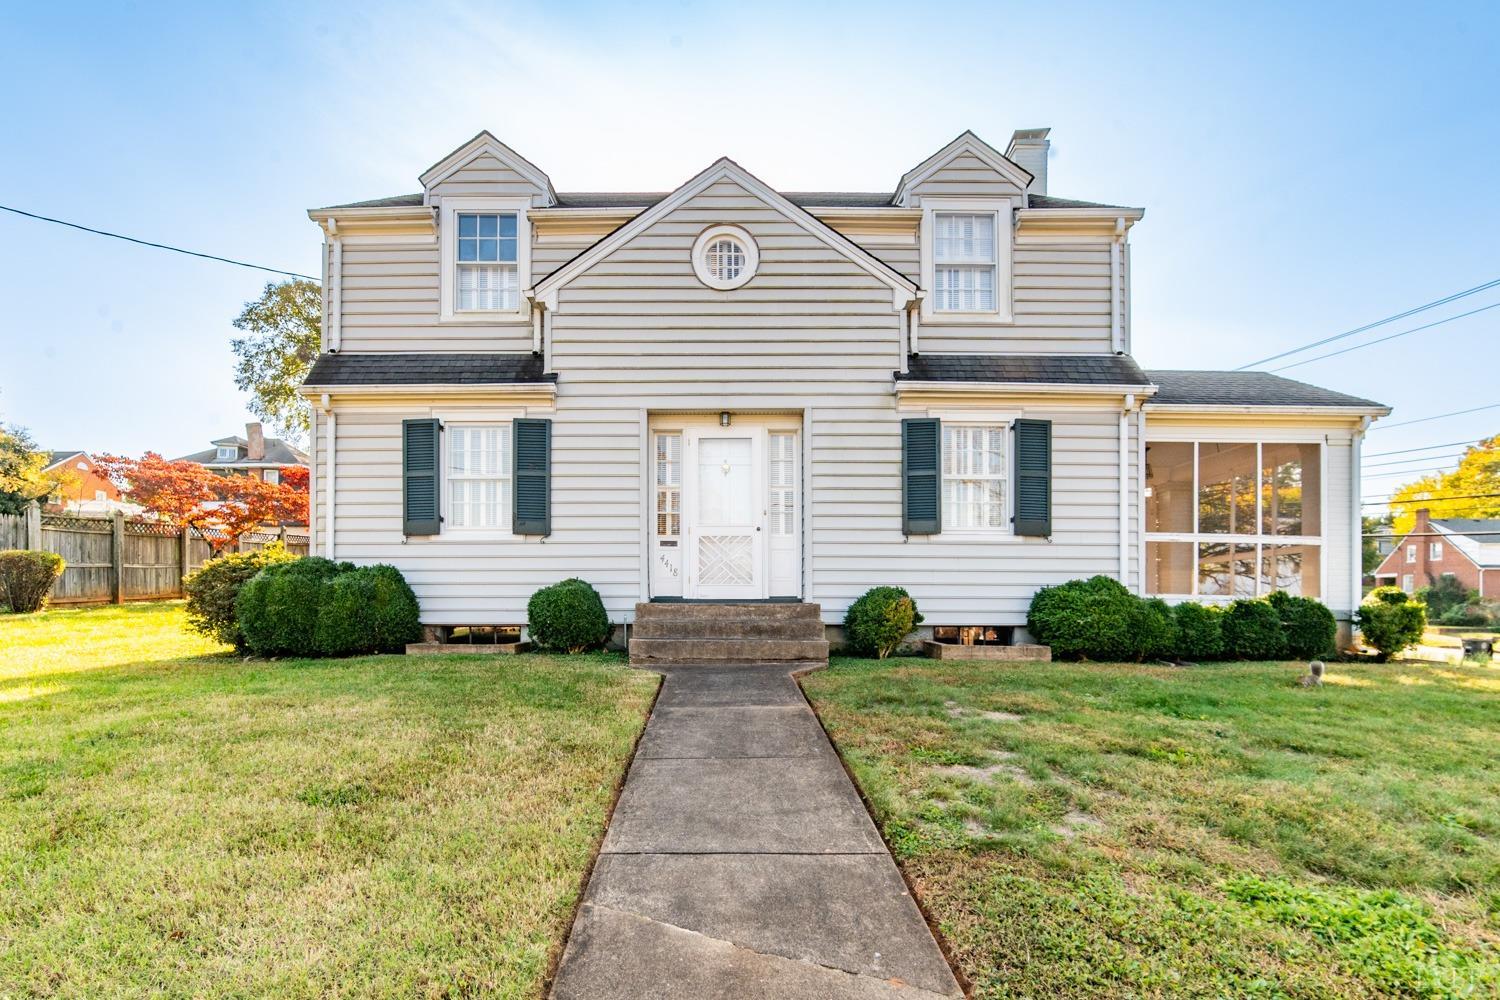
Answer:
[{"left": 549, "top": 665, "right": 962, "bottom": 999}]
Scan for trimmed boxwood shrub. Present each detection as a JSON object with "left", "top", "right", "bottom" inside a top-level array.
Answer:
[
  {"left": 1355, "top": 586, "right": 1427, "bottom": 662},
  {"left": 844, "top": 586, "right": 923, "bottom": 658},
  {"left": 1028, "top": 575, "right": 1144, "bottom": 661},
  {"left": 314, "top": 565, "right": 423, "bottom": 656},
  {"left": 1221, "top": 599, "right": 1288, "bottom": 660},
  {"left": 1173, "top": 602, "right": 1225, "bottom": 661},
  {"left": 527, "top": 578, "right": 610, "bottom": 653},
  {"left": 0, "top": 550, "right": 65, "bottom": 613},
  {"left": 1267, "top": 590, "right": 1337, "bottom": 659},
  {"left": 183, "top": 543, "right": 297, "bottom": 649},
  {"left": 237, "top": 557, "right": 351, "bottom": 657},
  {"left": 1133, "top": 597, "right": 1179, "bottom": 662}
]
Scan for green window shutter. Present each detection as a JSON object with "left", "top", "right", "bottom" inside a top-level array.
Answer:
[
  {"left": 1013, "top": 418, "right": 1052, "bottom": 537},
  {"left": 513, "top": 418, "right": 552, "bottom": 536},
  {"left": 901, "top": 417, "right": 941, "bottom": 535},
  {"left": 402, "top": 418, "right": 442, "bottom": 536}
]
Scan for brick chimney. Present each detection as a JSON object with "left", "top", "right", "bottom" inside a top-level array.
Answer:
[
  {"left": 246, "top": 422, "right": 266, "bottom": 461},
  {"left": 1414, "top": 507, "right": 1431, "bottom": 535},
  {"left": 1006, "top": 128, "right": 1051, "bottom": 196}
]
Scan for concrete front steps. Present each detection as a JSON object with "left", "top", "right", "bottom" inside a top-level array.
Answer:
[{"left": 629, "top": 602, "right": 829, "bottom": 667}]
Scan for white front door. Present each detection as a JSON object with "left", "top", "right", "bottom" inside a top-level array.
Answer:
[{"left": 685, "top": 428, "right": 765, "bottom": 599}]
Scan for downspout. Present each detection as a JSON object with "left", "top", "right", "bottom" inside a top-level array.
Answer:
[
  {"left": 1136, "top": 405, "right": 1147, "bottom": 594},
  {"left": 897, "top": 304, "right": 909, "bottom": 374},
  {"left": 321, "top": 392, "right": 336, "bottom": 559},
  {"left": 327, "top": 219, "right": 343, "bottom": 352},
  {"left": 1109, "top": 217, "right": 1124, "bottom": 354},
  {"left": 1120, "top": 393, "right": 1136, "bottom": 586},
  {"left": 1351, "top": 416, "right": 1370, "bottom": 634},
  {"left": 542, "top": 308, "right": 554, "bottom": 372},
  {"left": 532, "top": 302, "right": 543, "bottom": 355},
  {"left": 909, "top": 298, "right": 922, "bottom": 355}
]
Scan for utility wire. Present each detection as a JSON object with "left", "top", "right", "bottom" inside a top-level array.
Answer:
[
  {"left": 1362, "top": 452, "right": 1467, "bottom": 470},
  {"left": 1360, "top": 491, "right": 1500, "bottom": 506},
  {"left": 1267, "top": 301, "right": 1500, "bottom": 373},
  {"left": 1235, "top": 277, "right": 1500, "bottom": 369},
  {"left": 0, "top": 204, "right": 319, "bottom": 281},
  {"left": 1365, "top": 439, "right": 1483, "bottom": 458},
  {"left": 1363, "top": 531, "right": 1500, "bottom": 538},
  {"left": 1370, "top": 403, "right": 1500, "bottom": 430}
]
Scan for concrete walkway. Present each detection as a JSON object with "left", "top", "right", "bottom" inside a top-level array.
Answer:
[{"left": 550, "top": 665, "right": 962, "bottom": 999}]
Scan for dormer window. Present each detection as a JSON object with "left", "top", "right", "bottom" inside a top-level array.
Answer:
[
  {"left": 438, "top": 197, "right": 532, "bottom": 322},
  {"left": 919, "top": 200, "right": 1013, "bottom": 323},
  {"left": 933, "top": 213, "right": 996, "bottom": 311},
  {"left": 216, "top": 446, "right": 238, "bottom": 462}
]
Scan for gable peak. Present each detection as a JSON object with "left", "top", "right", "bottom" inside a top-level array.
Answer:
[
  {"left": 419, "top": 130, "right": 557, "bottom": 206},
  {"left": 894, "top": 129, "right": 1035, "bottom": 205}
]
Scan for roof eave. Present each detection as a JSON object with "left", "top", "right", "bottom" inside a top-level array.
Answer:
[
  {"left": 1145, "top": 402, "right": 1392, "bottom": 417},
  {"left": 894, "top": 380, "right": 1157, "bottom": 396},
  {"left": 298, "top": 382, "right": 558, "bottom": 398}
]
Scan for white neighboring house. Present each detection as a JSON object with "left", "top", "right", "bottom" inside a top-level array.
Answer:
[
  {"left": 299, "top": 128, "right": 1389, "bottom": 641},
  {"left": 174, "top": 422, "right": 308, "bottom": 485}
]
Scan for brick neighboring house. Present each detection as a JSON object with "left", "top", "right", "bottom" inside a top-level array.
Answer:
[
  {"left": 175, "top": 422, "right": 309, "bottom": 485},
  {"left": 41, "top": 450, "right": 125, "bottom": 510},
  {"left": 1372, "top": 507, "right": 1500, "bottom": 598}
]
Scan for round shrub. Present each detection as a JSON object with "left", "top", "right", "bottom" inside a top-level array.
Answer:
[
  {"left": 844, "top": 586, "right": 924, "bottom": 658},
  {"left": 0, "top": 550, "right": 65, "bottom": 613},
  {"left": 1221, "top": 599, "right": 1288, "bottom": 660},
  {"left": 237, "top": 557, "right": 351, "bottom": 657},
  {"left": 1132, "top": 597, "right": 1179, "bottom": 662},
  {"left": 1266, "top": 590, "right": 1337, "bottom": 659},
  {"left": 183, "top": 543, "right": 297, "bottom": 648},
  {"left": 1355, "top": 587, "right": 1427, "bottom": 662},
  {"left": 527, "top": 578, "right": 610, "bottom": 653},
  {"left": 314, "top": 565, "right": 423, "bottom": 656},
  {"left": 1027, "top": 575, "right": 1141, "bottom": 661},
  {"left": 1173, "top": 602, "right": 1225, "bottom": 661}
]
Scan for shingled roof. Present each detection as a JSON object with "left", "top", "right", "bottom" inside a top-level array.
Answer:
[
  {"left": 303, "top": 353, "right": 555, "bottom": 387},
  {"left": 317, "top": 191, "right": 1132, "bottom": 212},
  {"left": 897, "top": 354, "right": 1152, "bottom": 386},
  {"left": 1145, "top": 370, "right": 1387, "bottom": 410}
]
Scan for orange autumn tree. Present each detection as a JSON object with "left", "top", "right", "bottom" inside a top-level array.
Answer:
[
  {"left": 1388, "top": 433, "right": 1500, "bottom": 534},
  {"left": 92, "top": 452, "right": 308, "bottom": 552}
]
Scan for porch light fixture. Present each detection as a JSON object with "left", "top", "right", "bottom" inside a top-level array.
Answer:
[{"left": 719, "top": 411, "right": 731, "bottom": 427}]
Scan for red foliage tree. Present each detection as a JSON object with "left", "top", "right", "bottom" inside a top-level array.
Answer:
[{"left": 93, "top": 452, "right": 309, "bottom": 551}]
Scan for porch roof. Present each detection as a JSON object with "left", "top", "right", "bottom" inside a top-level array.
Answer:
[
  {"left": 897, "top": 353, "right": 1152, "bottom": 386},
  {"left": 302, "top": 352, "right": 556, "bottom": 387}
]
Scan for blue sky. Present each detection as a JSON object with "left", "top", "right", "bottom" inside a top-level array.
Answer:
[{"left": 1, "top": 0, "right": 1495, "bottom": 504}]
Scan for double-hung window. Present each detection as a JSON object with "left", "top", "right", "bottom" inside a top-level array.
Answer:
[
  {"left": 932, "top": 213, "right": 997, "bottom": 312},
  {"left": 216, "top": 445, "right": 237, "bottom": 462},
  {"left": 455, "top": 213, "right": 519, "bottom": 311},
  {"left": 942, "top": 424, "right": 1008, "bottom": 530},
  {"left": 1429, "top": 541, "right": 1443, "bottom": 560},
  {"left": 447, "top": 424, "right": 509, "bottom": 530}
]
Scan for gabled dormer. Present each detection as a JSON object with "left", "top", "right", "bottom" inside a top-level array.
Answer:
[{"left": 419, "top": 132, "right": 557, "bottom": 325}]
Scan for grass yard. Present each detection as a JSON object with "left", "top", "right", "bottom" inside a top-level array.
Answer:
[
  {"left": 804, "top": 656, "right": 1500, "bottom": 999},
  {"left": 0, "top": 601, "right": 656, "bottom": 999}
]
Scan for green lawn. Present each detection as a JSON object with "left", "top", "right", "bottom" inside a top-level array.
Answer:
[
  {"left": 0, "top": 602, "right": 656, "bottom": 999},
  {"left": 803, "top": 656, "right": 1500, "bottom": 999}
]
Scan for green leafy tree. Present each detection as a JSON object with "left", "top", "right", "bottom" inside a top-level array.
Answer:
[
  {"left": 231, "top": 279, "right": 321, "bottom": 444},
  {"left": 1362, "top": 514, "right": 1390, "bottom": 577},
  {"left": 0, "top": 424, "right": 52, "bottom": 515}
]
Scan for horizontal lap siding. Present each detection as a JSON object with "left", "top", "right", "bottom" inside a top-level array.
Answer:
[
  {"left": 428, "top": 152, "right": 544, "bottom": 200},
  {"left": 911, "top": 152, "right": 1025, "bottom": 200}
]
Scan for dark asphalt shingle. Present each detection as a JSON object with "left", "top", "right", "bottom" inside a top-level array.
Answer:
[
  {"left": 897, "top": 354, "right": 1152, "bottom": 385},
  {"left": 303, "top": 353, "right": 555, "bottom": 387},
  {"left": 1145, "top": 370, "right": 1386, "bottom": 409}
]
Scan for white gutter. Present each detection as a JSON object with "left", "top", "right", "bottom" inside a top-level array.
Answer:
[
  {"left": 320, "top": 393, "right": 336, "bottom": 560},
  {"left": 895, "top": 380, "right": 1158, "bottom": 397},
  {"left": 1136, "top": 405, "right": 1147, "bottom": 593},
  {"left": 327, "top": 218, "right": 343, "bottom": 352},
  {"left": 1145, "top": 402, "right": 1392, "bottom": 417},
  {"left": 1109, "top": 217, "right": 1124, "bottom": 353},
  {"left": 299, "top": 382, "right": 556, "bottom": 398}
]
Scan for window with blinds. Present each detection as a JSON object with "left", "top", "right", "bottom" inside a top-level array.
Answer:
[
  {"left": 706, "top": 238, "right": 746, "bottom": 281},
  {"left": 456, "top": 213, "right": 519, "bottom": 311},
  {"left": 655, "top": 432, "right": 681, "bottom": 538},
  {"left": 447, "top": 424, "right": 508, "bottom": 529},
  {"left": 769, "top": 432, "right": 797, "bottom": 536},
  {"left": 942, "top": 424, "right": 1007, "bottom": 530},
  {"left": 933, "top": 212, "right": 997, "bottom": 312}
]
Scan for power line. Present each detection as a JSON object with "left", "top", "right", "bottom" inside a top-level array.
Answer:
[
  {"left": 0, "top": 204, "right": 319, "bottom": 282},
  {"left": 1234, "top": 276, "right": 1500, "bottom": 370},
  {"left": 1365, "top": 439, "right": 1484, "bottom": 458},
  {"left": 1360, "top": 491, "right": 1500, "bottom": 506},
  {"left": 1267, "top": 301, "right": 1500, "bottom": 373},
  {"left": 1370, "top": 403, "right": 1500, "bottom": 430},
  {"left": 1362, "top": 451, "right": 1467, "bottom": 470},
  {"left": 1363, "top": 530, "right": 1500, "bottom": 538}
]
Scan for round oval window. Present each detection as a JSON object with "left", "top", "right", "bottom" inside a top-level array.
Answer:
[{"left": 693, "top": 225, "right": 759, "bottom": 290}]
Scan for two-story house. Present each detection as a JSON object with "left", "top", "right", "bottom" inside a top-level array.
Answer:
[
  {"left": 175, "top": 422, "right": 308, "bottom": 485},
  {"left": 1373, "top": 507, "right": 1500, "bottom": 598},
  {"left": 299, "top": 128, "right": 1388, "bottom": 648}
]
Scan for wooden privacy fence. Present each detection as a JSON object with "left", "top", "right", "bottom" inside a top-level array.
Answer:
[{"left": 1, "top": 502, "right": 309, "bottom": 606}]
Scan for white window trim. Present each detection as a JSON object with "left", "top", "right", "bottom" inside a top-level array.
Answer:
[
  {"left": 692, "top": 224, "right": 759, "bottom": 290},
  {"left": 216, "top": 446, "right": 237, "bottom": 461},
  {"left": 1406, "top": 544, "right": 1417, "bottom": 563},
  {"left": 919, "top": 197, "right": 1014, "bottom": 324},
  {"left": 438, "top": 196, "right": 532, "bottom": 324},
  {"left": 1144, "top": 439, "right": 1328, "bottom": 599},
  {"left": 1429, "top": 541, "right": 1443, "bottom": 559},
  {"left": 941, "top": 420, "right": 1013, "bottom": 537},
  {"left": 442, "top": 417, "right": 514, "bottom": 539}
]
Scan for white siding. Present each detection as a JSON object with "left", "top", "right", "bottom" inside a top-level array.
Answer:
[
  {"left": 428, "top": 152, "right": 548, "bottom": 201},
  {"left": 908, "top": 151, "right": 1025, "bottom": 200}
]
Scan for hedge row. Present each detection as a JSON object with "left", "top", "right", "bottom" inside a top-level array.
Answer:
[
  {"left": 236, "top": 558, "right": 422, "bottom": 657},
  {"left": 1027, "top": 576, "right": 1338, "bottom": 662}
]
